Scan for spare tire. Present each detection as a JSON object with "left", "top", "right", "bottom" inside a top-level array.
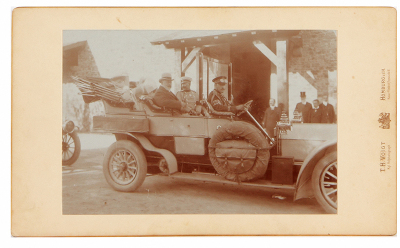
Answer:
[{"left": 208, "top": 121, "right": 271, "bottom": 182}]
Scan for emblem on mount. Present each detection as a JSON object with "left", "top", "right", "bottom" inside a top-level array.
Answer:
[{"left": 378, "top": 113, "right": 391, "bottom": 129}]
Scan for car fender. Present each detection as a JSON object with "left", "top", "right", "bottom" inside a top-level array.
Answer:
[
  {"left": 116, "top": 133, "right": 178, "bottom": 175},
  {"left": 62, "top": 119, "right": 80, "bottom": 133},
  {"left": 294, "top": 139, "right": 337, "bottom": 200}
]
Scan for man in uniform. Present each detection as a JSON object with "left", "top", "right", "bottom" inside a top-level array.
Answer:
[
  {"left": 309, "top": 99, "right": 322, "bottom": 123},
  {"left": 207, "top": 76, "right": 245, "bottom": 113},
  {"left": 176, "top": 76, "right": 200, "bottom": 114},
  {"left": 153, "top": 73, "right": 190, "bottom": 112},
  {"left": 294, "top": 92, "right": 312, "bottom": 123},
  {"left": 320, "top": 95, "right": 336, "bottom": 123},
  {"left": 261, "top": 98, "right": 282, "bottom": 137}
]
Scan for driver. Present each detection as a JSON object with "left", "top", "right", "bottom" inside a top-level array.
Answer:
[{"left": 207, "top": 76, "right": 245, "bottom": 113}]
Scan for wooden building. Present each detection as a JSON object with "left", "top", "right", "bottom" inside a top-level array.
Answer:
[{"left": 151, "top": 30, "right": 337, "bottom": 121}]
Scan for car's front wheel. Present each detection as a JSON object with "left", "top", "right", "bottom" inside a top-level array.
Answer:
[
  {"left": 103, "top": 140, "right": 147, "bottom": 192},
  {"left": 312, "top": 151, "right": 337, "bottom": 214}
]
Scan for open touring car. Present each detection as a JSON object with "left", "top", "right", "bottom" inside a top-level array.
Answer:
[{"left": 74, "top": 75, "right": 337, "bottom": 214}]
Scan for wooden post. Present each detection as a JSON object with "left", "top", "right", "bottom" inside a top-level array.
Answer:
[
  {"left": 206, "top": 57, "right": 209, "bottom": 97},
  {"left": 182, "top": 47, "right": 201, "bottom": 74},
  {"left": 198, "top": 53, "right": 204, "bottom": 100},
  {"left": 180, "top": 48, "right": 185, "bottom": 76},
  {"left": 195, "top": 52, "right": 200, "bottom": 96},
  {"left": 228, "top": 62, "right": 232, "bottom": 101},
  {"left": 276, "top": 40, "right": 288, "bottom": 112},
  {"left": 174, "top": 48, "right": 183, "bottom": 93},
  {"left": 253, "top": 39, "right": 288, "bottom": 112}
]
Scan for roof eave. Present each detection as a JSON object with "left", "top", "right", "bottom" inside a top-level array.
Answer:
[{"left": 151, "top": 30, "right": 301, "bottom": 49}]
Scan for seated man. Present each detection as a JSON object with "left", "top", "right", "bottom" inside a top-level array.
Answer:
[
  {"left": 176, "top": 76, "right": 203, "bottom": 115},
  {"left": 153, "top": 73, "right": 190, "bottom": 112},
  {"left": 207, "top": 76, "right": 245, "bottom": 113}
]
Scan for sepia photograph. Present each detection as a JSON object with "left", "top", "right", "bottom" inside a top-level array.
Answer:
[
  {"left": 12, "top": 7, "right": 396, "bottom": 236},
  {"left": 62, "top": 30, "right": 337, "bottom": 215}
]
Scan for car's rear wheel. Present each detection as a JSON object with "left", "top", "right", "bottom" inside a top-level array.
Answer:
[
  {"left": 312, "top": 151, "right": 337, "bottom": 214},
  {"left": 103, "top": 140, "right": 147, "bottom": 192}
]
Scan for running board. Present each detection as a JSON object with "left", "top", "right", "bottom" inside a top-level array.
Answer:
[{"left": 166, "top": 172, "right": 296, "bottom": 190}]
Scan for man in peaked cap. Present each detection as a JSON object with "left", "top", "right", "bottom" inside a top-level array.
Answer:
[
  {"left": 207, "top": 76, "right": 245, "bottom": 113},
  {"left": 153, "top": 73, "right": 190, "bottom": 112},
  {"left": 176, "top": 76, "right": 199, "bottom": 113},
  {"left": 294, "top": 91, "right": 312, "bottom": 123}
]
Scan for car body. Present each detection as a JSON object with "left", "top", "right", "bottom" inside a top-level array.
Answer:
[{"left": 93, "top": 98, "right": 337, "bottom": 213}]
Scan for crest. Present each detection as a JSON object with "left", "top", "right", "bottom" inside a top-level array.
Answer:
[{"left": 378, "top": 112, "right": 391, "bottom": 129}]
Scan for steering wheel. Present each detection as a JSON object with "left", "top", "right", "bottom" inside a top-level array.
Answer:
[{"left": 237, "top": 100, "right": 253, "bottom": 116}]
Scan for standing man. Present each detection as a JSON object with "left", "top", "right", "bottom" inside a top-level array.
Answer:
[
  {"left": 261, "top": 98, "right": 282, "bottom": 137},
  {"left": 294, "top": 92, "right": 312, "bottom": 123},
  {"left": 207, "top": 76, "right": 245, "bottom": 113},
  {"left": 176, "top": 76, "right": 199, "bottom": 113},
  {"left": 153, "top": 73, "right": 190, "bottom": 112},
  {"left": 320, "top": 95, "right": 336, "bottom": 123},
  {"left": 309, "top": 99, "right": 322, "bottom": 123}
]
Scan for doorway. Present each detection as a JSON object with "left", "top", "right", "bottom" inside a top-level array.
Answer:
[{"left": 231, "top": 41, "right": 271, "bottom": 122}]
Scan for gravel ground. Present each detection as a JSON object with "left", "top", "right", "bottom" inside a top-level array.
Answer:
[{"left": 62, "top": 133, "right": 326, "bottom": 214}]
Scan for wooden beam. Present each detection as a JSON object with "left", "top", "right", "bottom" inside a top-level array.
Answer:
[
  {"left": 175, "top": 48, "right": 183, "bottom": 93},
  {"left": 185, "top": 48, "right": 193, "bottom": 58},
  {"left": 267, "top": 40, "right": 288, "bottom": 112},
  {"left": 253, "top": 40, "right": 278, "bottom": 66},
  {"left": 276, "top": 40, "right": 288, "bottom": 112},
  {"left": 182, "top": 47, "right": 202, "bottom": 73},
  {"left": 198, "top": 53, "right": 204, "bottom": 100},
  {"left": 206, "top": 58, "right": 209, "bottom": 96},
  {"left": 228, "top": 63, "right": 232, "bottom": 101},
  {"left": 180, "top": 49, "right": 185, "bottom": 76}
]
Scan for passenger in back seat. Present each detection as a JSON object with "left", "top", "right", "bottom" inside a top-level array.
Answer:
[
  {"left": 176, "top": 76, "right": 205, "bottom": 115},
  {"left": 153, "top": 73, "right": 191, "bottom": 112}
]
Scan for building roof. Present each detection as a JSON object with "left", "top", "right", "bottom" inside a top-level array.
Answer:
[
  {"left": 63, "top": 40, "right": 88, "bottom": 51},
  {"left": 151, "top": 30, "right": 300, "bottom": 49},
  {"left": 151, "top": 30, "right": 243, "bottom": 43}
]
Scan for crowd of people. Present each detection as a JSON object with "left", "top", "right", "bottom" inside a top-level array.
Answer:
[
  {"left": 261, "top": 92, "right": 336, "bottom": 137},
  {"left": 150, "top": 72, "right": 336, "bottom": 137},
  {"left": 293, "top": 92, "right": 336, "bottom": 124}
]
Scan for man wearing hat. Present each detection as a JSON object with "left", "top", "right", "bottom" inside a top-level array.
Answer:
[
  {"left": 176, "top": 76, "right": 199, "bottom": 113},
  {"left": 294, "top": 92, "right": 312, "bottom": 123},
  {"left": 153, "top": 73, "right": 190, "bottom": 112},
  {"left": 207, "top": 76, "right": 245, "bottom": 113}
]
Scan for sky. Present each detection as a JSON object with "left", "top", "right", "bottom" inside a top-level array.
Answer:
[{"left": 63, "top": 30, "right": 178, "bottom": 81}]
